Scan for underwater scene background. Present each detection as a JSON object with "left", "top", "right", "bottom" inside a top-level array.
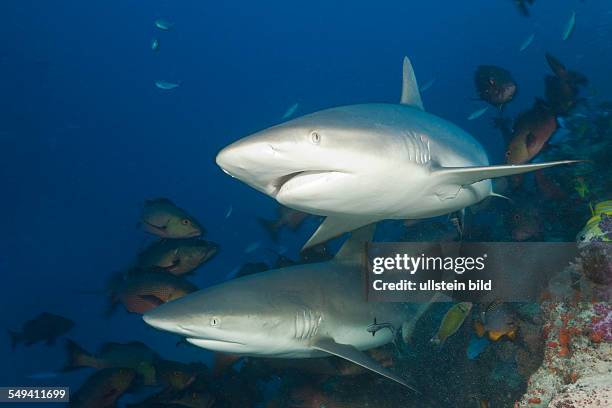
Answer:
[{"left": 1, "top": 0, "right": 611, "bottom": 407}]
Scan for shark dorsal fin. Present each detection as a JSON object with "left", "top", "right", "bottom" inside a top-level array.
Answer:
[
  {"left": 400, "top": 56, "right": 424, "bottom": 110},
  {"left": 333, "top": 224, "right": 376, "bottom": 264}
]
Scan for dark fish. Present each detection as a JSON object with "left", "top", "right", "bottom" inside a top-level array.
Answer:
[
  {"left": 8, "top": 313, "right": 74, "bottom": 350},
  {"left": 155, "top": 360, "right": 200, "bottom": 391},
  {"left": 70, "top": 367, "right": 136, "bottom": 408},
  {"left": 141, "top": 198, "right": 204, "bottom": 239},
  {"left": 107, "top": 271, "right": 197, "bottom": 314},
  {"left": 535, "top": 171, "right": 567, "bottom": 200},
  {"left": 64, "top": 339, "right": 159, "bottom": 385},
  {"left": 546, "top": 53, "right": 587, "bottom": 86},
  {"left": 474, "top": 65, "right": 517, "bottom": 109},
  {"left": 505, "top": 99, "right": 558, "bottom": 164},
  {"left": 505, "top": 199, "right": 543, "bottom": 241},
  {"left": 136, "top": 239, "right": 219, "bottom": 276},
  {"left": 212, "top": 353, "right": 242, "bottom": 376},
  {"left": 512, "top": 0, "right": 536, "bottom": 17},
  {"left": 299, "top": 243, "right": 333, "bottom": 264},
  {"left": 545, "top": 76, "right": 578, "bottom": 115},
  {"left": 544, "top": 53, "right": 588, "bottom": 116},
  {"left": 258, "top": 205, "right": 309, "bottom": 241}
]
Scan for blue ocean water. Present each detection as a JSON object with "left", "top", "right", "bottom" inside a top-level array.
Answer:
[{"left": 1, "top": 0, "right": 611, "bottom": 406}]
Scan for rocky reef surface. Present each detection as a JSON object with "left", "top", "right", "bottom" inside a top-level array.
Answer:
[{"left": 516, "top": 300, "right": 611, "bottom": 407}]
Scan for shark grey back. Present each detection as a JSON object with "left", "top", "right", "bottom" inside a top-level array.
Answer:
[
  {"left": 143, "top": 226, "right": 419, "bottom": 390},
  {"left": 216, "top": 56, "right": 577, "bottom": 249}
]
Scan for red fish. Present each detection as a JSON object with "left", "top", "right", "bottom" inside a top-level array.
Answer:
[{"left": 505, "top": 99, "right": 558, "bottom": 164}]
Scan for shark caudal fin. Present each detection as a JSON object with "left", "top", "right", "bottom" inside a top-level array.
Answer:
[
  {"left": 400, "top": 56, "right": 424, "bottom": 110},
  {"left": 433, "top": 160, "right": 580, "bottom": 187},
  {"left": 302, "top": 216, "right": 379, "bottom": 251}
]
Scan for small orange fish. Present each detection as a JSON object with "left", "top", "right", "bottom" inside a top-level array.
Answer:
[
  {"left": 474, "top": 301, "right": 517, "bottom": 342},
  {"left": 107, "top": 271, "right": 197, "bottom": 315}
]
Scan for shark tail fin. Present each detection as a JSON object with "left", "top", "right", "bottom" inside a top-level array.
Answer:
[
  {"left": 257, "top": 217, "right": 279, "bottom": 242},
  {"left": 400, "top": 56, "right": 424, "bottom": 110},
  {"left": 433, "top": 160, "right": 580, "bottom": 187}
]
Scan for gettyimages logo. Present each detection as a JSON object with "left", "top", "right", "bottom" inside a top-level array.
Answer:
[
  {"left": 365, "top": 242, "right": 589, "bottom": 302},
  {"left": 371, "top": 253, "right": 487, "bottom": 275}
]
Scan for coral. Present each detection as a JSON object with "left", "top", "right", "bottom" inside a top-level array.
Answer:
[
  {"left": 589, "top": 303, "right": 612, "bottom": 342},
  {"left": 516, "top": 301, "right": 612, "bottom": 407},
  {"left": 599, "top": 214, "right": 612, "bottom": 238},
  {"left": 547, "top": 373, "right": 612, "bottom": 407}
]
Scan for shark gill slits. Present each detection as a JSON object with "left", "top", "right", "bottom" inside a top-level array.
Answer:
[{"left": 293, "top": 309, "right": 321, "bottom": 340}]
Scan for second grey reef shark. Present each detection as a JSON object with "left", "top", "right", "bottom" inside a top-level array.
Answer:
[
  {"left": 216, "top": 56, "right": 577, "bottom": 249},
  {"left": 144, "top": 225, "right": 420, "bottom": 390}
]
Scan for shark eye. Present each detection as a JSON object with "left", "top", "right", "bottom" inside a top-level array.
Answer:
[
  {"left": 310, "top": 131, "right": 321, "bottom": 145},
  {"left": 210, "top": 317, "right": 220, "bottom": 327}
]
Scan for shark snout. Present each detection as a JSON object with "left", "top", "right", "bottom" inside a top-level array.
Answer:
[
  {"left": 142, "top": 304, "right": 196, "bottom": 336},
  {"left": 216, "top": 136, "right": 312, "bottom": 197},
  {"left": 216, "top": 138, "right": 277, "bottom": 176},
  {"left": 142, "top": 308, "right": 174, "bottom": 332}
]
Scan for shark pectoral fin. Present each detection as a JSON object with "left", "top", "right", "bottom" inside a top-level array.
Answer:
[
  {"left": 311, "top": 337, "right": 418, "bottom": 392},
  {"left": 400, "top": 56, "right": 424, "bottom": 110},
  {"left": 432, "top": 160, "right": 580, "bottom": 187},
  {"left": 302, "top": 216, "right": 379, "bottom": 251}
]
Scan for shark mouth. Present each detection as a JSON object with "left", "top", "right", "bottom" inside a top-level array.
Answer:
[
  {"left": 185, "top": 337, "right": 246, "bottom": 346},
  {"left": 185, "top": 337, "right": 250, "bottom": 353},
  {"left": 271, "top": 170, "right": 348, "bottom": 197}
]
